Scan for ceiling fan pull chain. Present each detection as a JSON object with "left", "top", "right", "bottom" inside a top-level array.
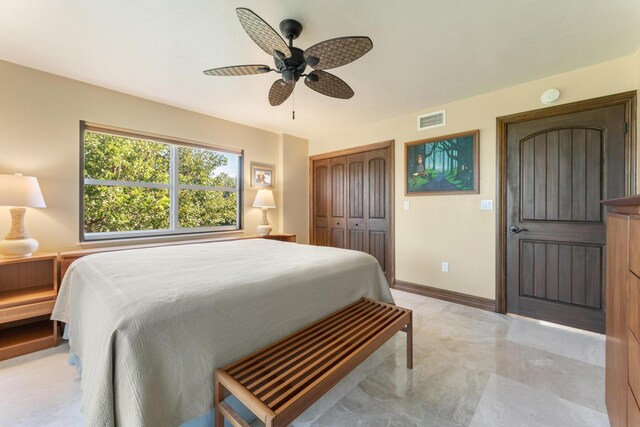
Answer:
[{"left": 292, "top": 91, "right": 295, "bottom": 120}]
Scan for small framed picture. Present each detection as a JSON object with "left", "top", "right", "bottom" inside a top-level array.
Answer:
[{"left": 250, "top": 162, "right": 275, "bottom": 189}]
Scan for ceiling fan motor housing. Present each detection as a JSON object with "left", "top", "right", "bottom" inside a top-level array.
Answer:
[{"left": 275, "top": 47, "right": 307, "bottom": 82}]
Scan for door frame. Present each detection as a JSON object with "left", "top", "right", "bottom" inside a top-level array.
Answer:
[
  {"left": 309, "top": 140, "right": 395, "bottom": 285},
  {"left": 495, "top": 91, "right": 637, "bottom": 314}
]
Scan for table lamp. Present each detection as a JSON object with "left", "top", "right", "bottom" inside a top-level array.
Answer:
[
  {"left": 0, "top": 173, "right": 46, "bottom": 258},
  {"left": 253, "top": 189, "right": 275, "bottom": 236}
]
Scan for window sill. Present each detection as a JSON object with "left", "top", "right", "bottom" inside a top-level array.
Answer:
[{"left": 78, "top": 229, "right": 246, "bottom": 249}]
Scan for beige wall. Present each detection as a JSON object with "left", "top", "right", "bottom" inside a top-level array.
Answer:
[
  {"left": 0, "top": 60, "right": 307, "bottom": 251},
  {"left": 278, "top": 133, "right": 309, "bottom": 244},
  {"left": 310, "top": 55, "right": 638, "bottom": 299}
]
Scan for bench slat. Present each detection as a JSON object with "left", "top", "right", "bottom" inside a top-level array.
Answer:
[
  {"left": 215, "top": 298, "right": 412, "bottom": 427},
  {"left": 226, "top": 299, "right": 366, "bottom": 375},
  {"left": 240, "top": 302, "right": 384, "bottom": 389},
  {"left": 236, "top": 302, "right": 379, "bottom": 384},
  {"left": 264, "top": 310, "right": 403, "bottom": 408},
  {"left": 256, "top": 307, "right": 399, "bottom": 403},
  {"left": 276, "top": 310, "right": 411, "bottom": 426}
]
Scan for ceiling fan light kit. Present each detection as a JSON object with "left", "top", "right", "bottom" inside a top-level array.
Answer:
[{"left": 203, "top": 8, "right": 373, "bottom": 116}]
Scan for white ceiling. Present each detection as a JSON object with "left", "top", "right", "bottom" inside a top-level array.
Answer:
[{"left": 1, "top": 1, "right": 639, "bottom": 139}]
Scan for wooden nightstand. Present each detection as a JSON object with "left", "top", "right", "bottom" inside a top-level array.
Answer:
[
  {"left": 262, "top": 233, "right": 296, "bottom": 243},
  {"left": 0, "top": 253, "right": 59, "bottom": 361}
]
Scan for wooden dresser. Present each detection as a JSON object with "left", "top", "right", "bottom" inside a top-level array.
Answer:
[{"left": 603, "top": 195, "right": 640, "bottom": 427}]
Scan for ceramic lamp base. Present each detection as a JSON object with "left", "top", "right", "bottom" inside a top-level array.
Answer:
[
  {"left": 256, "top": 206, "right": 272, "bottom": 236},
  {"left": 0, "top": 238, "right": 39, "bottom": 258},
  {"left": 256, "top": 225, "right": 272, "bottom": 236}
]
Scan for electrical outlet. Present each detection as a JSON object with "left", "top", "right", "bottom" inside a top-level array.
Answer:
[
  {"left": 442, "top": 262, "right": 449, "bottom": 272},
  {"left": 480, "top": 200, "right": 494, "bottom": 210},
  {"left": 403, "top": 201, "right": 410, "bottom": 211}
]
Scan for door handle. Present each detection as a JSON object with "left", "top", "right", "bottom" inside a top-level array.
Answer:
[{"left": 509, "top": 225, "right": 528, "bottom": 234}]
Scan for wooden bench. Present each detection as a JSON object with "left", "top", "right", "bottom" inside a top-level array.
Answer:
[{"left": 214, "top": 298, "right": 413, "bottom": 427}]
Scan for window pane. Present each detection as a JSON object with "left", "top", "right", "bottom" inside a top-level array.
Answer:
[
  {"left": 178, "top": 190, "right": 238, "bottom": 228},
  {"left": 84, "top": 131, "right": 170, "bottom": 184},
  {"left": 178, "top": 146, "right": 238, "bottom": 187},
  {"left": 84, "top": 185, "right": 170, "bottom": 233}
]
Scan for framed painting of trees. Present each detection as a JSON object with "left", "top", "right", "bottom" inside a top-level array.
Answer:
[{"left": 405, "top": 130, "right": 479, "bottom": 195}]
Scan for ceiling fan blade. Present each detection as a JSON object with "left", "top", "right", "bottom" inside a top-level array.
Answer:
[
  {"left": 236, "top": 8, "right": 291, "bottom": 58},
  {"left": 304, "top": 71, "right": 354, "bottom": 99},
  {"left": 304, "top": 36, "right": 373, "bottom": 70},
  {"left": 203, "top": 64, "right": 271, "bottom": 76},
  {"left": 269, "top": 79, "right": 294, "bottom": 106}
]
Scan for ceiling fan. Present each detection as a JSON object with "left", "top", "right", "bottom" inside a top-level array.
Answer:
[{"left": 203, "top": 8, "right": 373, "bottom": 115}]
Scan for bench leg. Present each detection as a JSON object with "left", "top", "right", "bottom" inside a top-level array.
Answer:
[
  {"left": 406, "top": 313, "right": 413, "bottom": 370},
  {"left": 214, "top": 378, "right": 225, "bottom": 427}
]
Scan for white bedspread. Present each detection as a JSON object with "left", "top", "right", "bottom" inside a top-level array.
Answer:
[{"left": 52, "top": 239, "right": 393, "bottom": 427}]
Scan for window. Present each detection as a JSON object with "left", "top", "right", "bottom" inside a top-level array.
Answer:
[{"left": 81, "top": 123, "right": 242, "bottom": 241}]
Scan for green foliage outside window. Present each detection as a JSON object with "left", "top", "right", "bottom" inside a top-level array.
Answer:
[
  {"left": 177, "top": 146, "right": 238, "bottom": 229},
  {"left": 84, "top": 131, "right": 170, "bottom": 183},
  {"left": 84, "top": 185, "right": 171, "bottom": 233},
  {"left": 83, "top": 130, "right": 239, "bottom": 236},
  {"left": 177, "top": 189, "right": 237, "bottom": 229}
]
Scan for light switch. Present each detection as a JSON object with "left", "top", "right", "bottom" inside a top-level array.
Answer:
[
  {"left": 442, "top": 262, "right": 449, "bottom": 272},
  {"left": 480, "top": 200, "right": 494, "bottom": 210},
  {"left": 403, "top": 201, "right": 411, "bottom": 211}
]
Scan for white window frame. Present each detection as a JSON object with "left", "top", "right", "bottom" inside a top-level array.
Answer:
[{"left": 80, "top": 123, "right": 243, "bottom": 241}]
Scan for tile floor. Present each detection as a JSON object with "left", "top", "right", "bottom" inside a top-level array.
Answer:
[{"left": 0, "top": 289, "right": 609, "bottom": 427}]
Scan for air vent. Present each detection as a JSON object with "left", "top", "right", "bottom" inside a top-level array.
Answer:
[{"left": 417, "top": 110, "right": 446, "bottom": 131}]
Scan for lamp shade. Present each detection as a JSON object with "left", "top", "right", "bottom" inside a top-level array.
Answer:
[
  {"left": 252, "top": 189, "right": 275, "bottom": 208},
  {"left": 0, "top": 174, "right": 46, "bottom": 208}
]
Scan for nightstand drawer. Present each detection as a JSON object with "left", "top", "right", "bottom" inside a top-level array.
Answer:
[
  {"left": 262, "top": 234, "right": 296, "bottom": 243},
  {"left": 0, "top": 300, "right": 55, "bottom": 324},
  {"left": 630, "top": 216, "right": 640, "bottom": 278},
  {"left": 630, "top": 330, "right": 640, "bottom": 401}
]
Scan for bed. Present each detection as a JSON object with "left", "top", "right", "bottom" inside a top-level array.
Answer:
[{"left": 51, "top": 238, "right": 393, "bottom": 427}]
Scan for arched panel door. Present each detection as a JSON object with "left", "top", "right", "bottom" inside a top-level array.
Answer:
[
  {"left": 345, "top": 148, "right": 390, "bottom": 283},
  {"left": 347, "top": 153, "right": 366, "bottom": 252},
  {"left": 329, "top": 157, "right": 347, "bottom": 248},
  {"left": 311, "top": 142, "right": 394, "bottom": 285},
  {"left": 313, "top": 159, "right": 330, "bottom": 246},
  {"left": 365, "top": 149, "right": 389, "bottom": 277},
  {"left": 506, "top": 105, "right": 626, "bottom": 333}
]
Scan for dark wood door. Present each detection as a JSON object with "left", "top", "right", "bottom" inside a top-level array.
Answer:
[
  {"left": 346, "top": 152, "right": 367, "bottom": 252},
  {"left": 506, "top": 104, "right": 627, "bottom": 333},
  {"left": 311, "top": 142, "right": 394, "bottom": 285},
  {"left": 365, "top": 148, "right": 391, "bottom": 281},
  {"left": 345, "top": 148, "right": 391, "bottom": 283},
  {"left": 312, "top": 159, "right": 330, "bottom": 246},
  {"left": 312, "top": 156, "right": 348, "bottom": 248},
  {"left": 329, "top": 157, "right": 347, "bottom": 248}
]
